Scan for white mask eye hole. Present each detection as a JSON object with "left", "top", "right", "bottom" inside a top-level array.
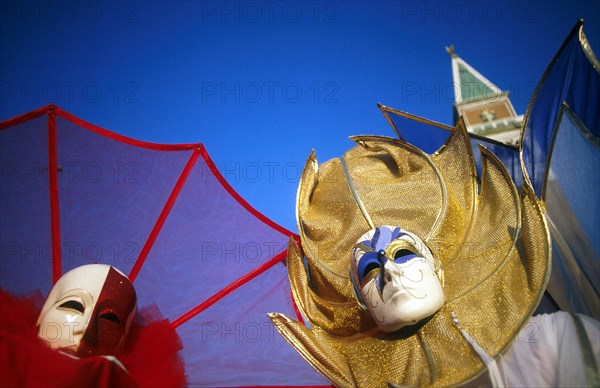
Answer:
[
  {"left": 355, "top": 244, "right": 383, "bottom": 287},
  {"left": 361, "top": 266, "right": 381, "bottom": 288},
  {"left": 100, "top": 312, "right": 121, "bottom": 325},
  {"left": 386, "top": 239, "right": 420, "bottom": 265},
  {"left": 58, "top": 299, "right": 85, "bottom": 315}
]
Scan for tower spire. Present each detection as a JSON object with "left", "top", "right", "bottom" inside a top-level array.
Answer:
[{"left": 448, "top": 48, "right": 523, "bottom": 145}]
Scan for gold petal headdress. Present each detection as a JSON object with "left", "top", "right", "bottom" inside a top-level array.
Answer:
[{"left": 269, "top": 119, "right": 551, "bottom": 387}]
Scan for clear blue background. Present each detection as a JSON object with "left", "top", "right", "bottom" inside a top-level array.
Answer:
[{"left": 2, "top": 0, "right": 599, "bottom": 231}]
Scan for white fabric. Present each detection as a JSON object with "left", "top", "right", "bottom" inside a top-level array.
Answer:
[{"left": 500, "top": 311, "right": 599, "bottom": 387}]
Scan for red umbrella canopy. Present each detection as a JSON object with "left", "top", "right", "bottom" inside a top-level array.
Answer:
[{"left": 0, "top": 105, "right": 328, "bottom": 386}]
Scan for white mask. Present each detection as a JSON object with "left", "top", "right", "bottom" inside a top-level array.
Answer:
[
  {"left": 350, "top": 226, "right": 444, "bottom": 333},
  {"left": 36, "top": 264, "right": 137, "bottom": 357}
]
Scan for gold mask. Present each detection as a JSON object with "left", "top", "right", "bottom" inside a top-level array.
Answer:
[{"left": 269, "top": 119, "right": 550, "bottom": 387}]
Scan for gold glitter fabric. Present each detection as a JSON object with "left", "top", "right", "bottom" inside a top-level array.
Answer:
[{"left": 268, "top": 119, "right": 551, "bottom": 387}]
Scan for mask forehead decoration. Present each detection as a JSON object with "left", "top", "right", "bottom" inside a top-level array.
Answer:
[
  {"left": 37, "top": 264, "right": 137, "bottom": 358},
  {"left": 350, "top": 226, "right": 444, "bottom": 332}
]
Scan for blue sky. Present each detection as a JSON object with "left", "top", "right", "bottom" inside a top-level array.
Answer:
[{"left": 1, "top": 0, "right": 599, "bottom": 231}]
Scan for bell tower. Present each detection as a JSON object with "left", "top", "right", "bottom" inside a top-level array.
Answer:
[{"left": 447, "top": 45, "right": 522, "bottom": 145}]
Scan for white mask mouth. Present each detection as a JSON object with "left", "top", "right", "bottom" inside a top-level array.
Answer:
[{"left": 350, "top": 226, "right": 445, "bottom": 333}]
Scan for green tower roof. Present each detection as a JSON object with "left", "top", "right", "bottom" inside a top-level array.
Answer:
[
  {"left": 458, "top": 62, "right": 497, "bottom": 101},
  {"left": 449, "top": 47, "right": 504, "bottom": 104}
]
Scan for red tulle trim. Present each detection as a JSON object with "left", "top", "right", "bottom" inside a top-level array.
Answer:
[
  {"left": 119, "top": 308, "right": 187, "bottom": 387},
  {"left": 0, "top": 289, "right": 186, "bottom": 387}
]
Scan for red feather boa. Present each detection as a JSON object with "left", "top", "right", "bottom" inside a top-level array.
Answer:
[{"left": 0, "top": 289, "right": 186, "bottom": 387}]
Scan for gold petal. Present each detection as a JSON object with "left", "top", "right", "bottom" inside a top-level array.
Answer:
[
  {"left": 287, "top": 237, "right": 377, "bottom": 336},
  {"left": 445, "top": 144, "right": 520, "bottom": 302},
  {"left": 267, "top": 313, "right": 354, "bottom": 387},
  {"left": 429, "top": 118, "right": 478, "bottom": 264}
]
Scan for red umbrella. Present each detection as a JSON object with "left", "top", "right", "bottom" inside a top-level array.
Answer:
[{"left": 0, "top": 105, "right": 329, "bottom": 386}]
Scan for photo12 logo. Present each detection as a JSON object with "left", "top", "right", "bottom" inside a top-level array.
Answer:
[
  {"left": 0, "top": 81, "right": 140, "bottom": 105},
  {"left": 199, "top": 1, "right": 338, "bottom": 24},
  {"left": 1, "top": 240, "right": 140, "bottom": 265},
  {"left": 199, "top": 161, "right": 302, "bottom": 185},
  {"left": 201, "top": 81, "right": 339, "bottom": 104},
  {"left": 37, "top": 321, "right": 81, "bottom": 345},
  {"left": 201, "top": 240, "right": 287, "bottom": 263},
  {"left": 0, "top": 1, "right": 139, "bottom": 24},
  {"left": 400, "top": 81, "right": 537, "bottom": 105},
  {"left": 399, "top": 1, "right": 539, "bottom": 24},
  {"left": 1, "top": 161, "right": 141, "bottom": 185},
  {"left": 200, "top": 321, "right": 275, "bottom": 343}
]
